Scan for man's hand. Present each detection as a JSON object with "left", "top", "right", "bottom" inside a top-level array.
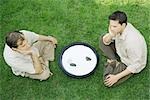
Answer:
[
  {"left": 104, "top": 69, "right": 132, "bottom": 87},
  {"left": 108, "top": 26, "right": 118, "bottom": 38},
  {"left": 104, "top": 74, "right": 120, "bottom": 87}
]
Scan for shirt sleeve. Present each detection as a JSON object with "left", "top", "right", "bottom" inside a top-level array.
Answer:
[
  {"left": 20, "top": 30, "right": 39, "bottom": 45},
  {"left": 126, "top": 43, "right": 145, "bottom": 73},
  {"left": 8, "top": 56, "right": 36, "bottom": 74}
]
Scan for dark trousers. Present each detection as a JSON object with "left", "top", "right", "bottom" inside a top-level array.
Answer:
[{"left": 99, "top": 35, "right": 132, "bottom": 86}]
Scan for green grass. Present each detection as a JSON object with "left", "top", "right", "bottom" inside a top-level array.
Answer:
[{"left": 0, "top": 0, "right": 150, "bottom": 100}]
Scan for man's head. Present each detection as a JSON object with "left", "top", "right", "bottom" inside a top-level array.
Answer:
[
  {"left": 6, "top": 31, "right": 30, "bottom": 50},
  {"left": 108, "top": 11, "right": 127, "bottom": 34}
]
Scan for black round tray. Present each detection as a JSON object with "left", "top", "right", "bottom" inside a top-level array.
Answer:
[{"left": 59, "top": 42, "right": 99, "bottom": 78}]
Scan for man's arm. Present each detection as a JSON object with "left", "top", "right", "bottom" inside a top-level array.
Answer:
[
  {"left": 116, "top": 69, "right": 132, "bottom": 79},
  {"left": 13, "top": 48, "right": 43, "bottom": 74},
  {"left": 103, "top": 26, "right": 116, "bottom": 45},
  {"left": 31, "top": 52, "right": 43, "bottom": 74},
  {"left": 38, "top": 35, "right": 57, "bottom": 44}
]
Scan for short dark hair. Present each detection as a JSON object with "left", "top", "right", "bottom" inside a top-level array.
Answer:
[
  {"left": 6, "top": 31, "right": 24, "bottom": 48},
  {"left": 109, "top": 11, "right": 127, "bottom": 25}
]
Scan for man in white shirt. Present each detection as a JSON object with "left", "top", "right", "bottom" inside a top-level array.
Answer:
[
  {"left": 3, "top": 30, "right": 57, "bottom": 81},
  {"left": 99, "top": 11, "right": 147, "bottom": 87}
]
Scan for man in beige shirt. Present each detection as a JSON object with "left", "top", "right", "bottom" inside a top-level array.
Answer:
[
  {"left": 99, "top": 11, "right": 147, "bottom": 87},
  {"left": 3, "top": 30, "right": 57, "bottom": 81}
]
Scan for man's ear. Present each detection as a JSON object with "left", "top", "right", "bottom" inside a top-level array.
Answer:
[{"left": 122, "top": 23, "right": 126, "bottom": 28}]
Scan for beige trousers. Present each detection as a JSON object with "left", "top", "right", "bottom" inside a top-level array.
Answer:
[{"left": 25, "top": 41, "right": 56, "bottom": 81}]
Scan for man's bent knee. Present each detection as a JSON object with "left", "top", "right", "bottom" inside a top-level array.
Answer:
[{"left": 99, "top": 34, "right": 106, "bottom": 49}]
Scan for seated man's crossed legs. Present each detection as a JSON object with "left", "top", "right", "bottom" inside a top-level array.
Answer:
[{"left": 99, "top": 35, "right": 132, "bottom": 87}]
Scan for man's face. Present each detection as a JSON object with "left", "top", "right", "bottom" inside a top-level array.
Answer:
[
  {"left": 109, "top": 20, "right": 123, "bottom": 34},
  {"left": 16, "top": 35, "right": 30, "bottom": 50}
]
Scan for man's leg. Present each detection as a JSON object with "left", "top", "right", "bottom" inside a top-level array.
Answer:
[
  {"left": 25, "top": 41, "right": 56, "bottom": 80},
  {"left": 103, "top": 61, "right": 116, "bottom": 80},
  {"left": 33, "top": 41, "right": 56, "bottom": 62},
  {"left": 99, "top": 35, "right": 118, "bottom": 60},
  {"left": 99, "top": 35, "right": 118, "bottom": 80},
  {"left": 25, "top": 64, "right": 51, "bottom": 81}
]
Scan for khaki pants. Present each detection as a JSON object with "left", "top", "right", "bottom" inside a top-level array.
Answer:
[
  {"left": 99, "top": 35, "right": 132, "bottom": 86},
  {"left": 25, "top": 41, "right": 56, "bottom": 81}
]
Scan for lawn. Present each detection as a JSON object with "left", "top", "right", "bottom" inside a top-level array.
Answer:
[{"left": 0, "top": 0, "right": 150, "bottom": 100}]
